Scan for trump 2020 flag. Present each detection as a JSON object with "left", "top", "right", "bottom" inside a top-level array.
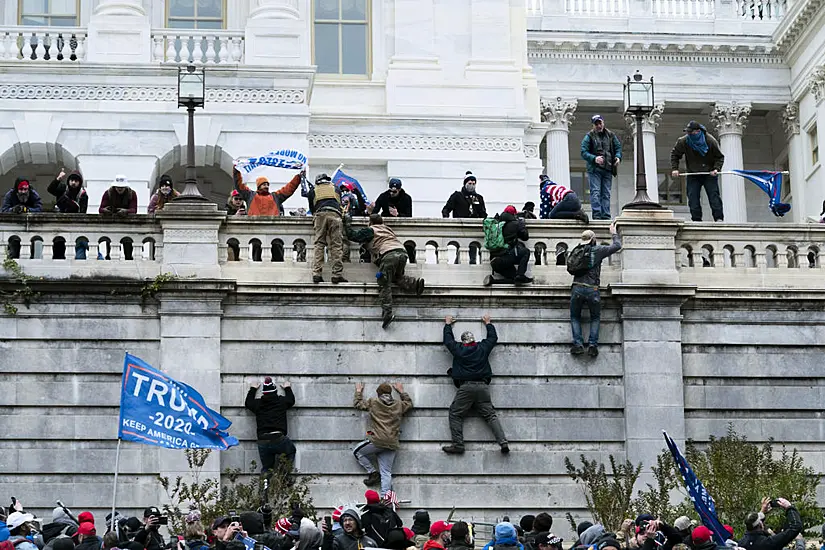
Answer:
[
  {"left": 332, "top": 168, "right": 370, "bottom": 204},
  {"left": 118, "top": 353, "right": 238, "bottom": 450},
  {"left": 663, "top": 431, "right": 727, "bottom": 545},
  {"left": 731, "top": 170, "right": 791, "bottom": 217}
]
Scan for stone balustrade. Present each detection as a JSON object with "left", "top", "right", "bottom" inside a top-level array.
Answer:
[
  {"left": 653, "top": 0, "right": 715, "bottom": 18},
  {"left": 0, "top": 27, "right": 87, "bottom": 62},
  {"left": 150, "top": 29, "right": 245, "bottom": 64}
]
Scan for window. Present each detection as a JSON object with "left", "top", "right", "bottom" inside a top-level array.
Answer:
[
  {"left": 19, "top": 0, "right": 78, "bottom": 26},
  {"left": 314, "top": 0, "right": 370, "bottom": 76},
  {"left": 810, "top": 125, "right": 819, "bottom": 166},
  {"left": 167, "top": 0, "right": 225, "bottom": 29},
  {"left": 569, "top": 170, "right": 590, "bottom": 203},
  {"left": 658, "top": 172, "right": 685, "bottom": 204}
]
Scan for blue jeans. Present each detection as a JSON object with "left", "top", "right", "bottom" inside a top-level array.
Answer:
[
  {"left": 588, "top": 170, "right": 613, "bottom": 219},
  {"left": 570, "top": 285, "right": 601, "bottom": 347}
]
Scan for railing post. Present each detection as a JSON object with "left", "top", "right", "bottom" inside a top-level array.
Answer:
[{"left": 157, "top": 201, "right": 225, "bottom": 278}]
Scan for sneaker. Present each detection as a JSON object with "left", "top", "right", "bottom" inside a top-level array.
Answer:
[
  {"left": 363, "top": 471, "right": 381, "bottom": 487},
  {"left": 575, "top": 211, "right": 590, "bottom": 224},
  {"left": 588, "top": 345, "right": 599, "bottom": 357},
  {"left": 514, "top": 275, "right": 532, "bottom": 284},
  {"left": 483, "top": 275, "right": 493, "bottom": 287},
  {"left": 331, "top": 276, "right": 348, "bottom": 284},
  {"left": 500, "top": 442, "right": 510, "bottom": 454},
  {"left": 416, "top": 278, "right": 425, "bottom": 295},
  {"left": 570, "top": 345, "right": 585, "bottom": 355},
  {"left": 312, "top": 275, "right": 323, "bottom": 284},
  {"left": 382, "top": 313, "right": 395, "bottom": 329},
  {"left": 442, "top": 444, "right": 465, "bottom": 454}
]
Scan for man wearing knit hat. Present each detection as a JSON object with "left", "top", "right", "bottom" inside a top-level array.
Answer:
[
  {"left": 568, "top": 222, "right": 621, "bottom": 357},
  {"left": 1, "top": 177, "right": 43, "bottom": 214},
  {"left": 361, "top": 490, "right": 402, "bottom": 547},
  {"left": 245, "top": 377, "right": 296, "bottom": 475},
  {"left": 484, "top": 206, "right": 532, "bottom": 286},
  {"left": 353, "top": 382, "right": 413, "bottom": 495},
  {"left": 580, "top": 114, "right": 622, "bottom": 220},
  {"left": 442, "top": 314, "right": 508, "bottom": 454},
  {"left": 372, "top": 178, "right": 413, "bottom": 218},
  {"left": 442, "top": 172, "right": 487, "bottom": 219},
  {"left": 308, "top": 173, "right": 346, "bottom": 284},
  {"left": 232, "top": 166, "right": 303, "bottom": 217}
]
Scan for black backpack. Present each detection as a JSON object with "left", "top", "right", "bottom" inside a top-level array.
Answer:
[
  {"left": 566, "top": 243, "right": 595, "bottom": 276},
  {"left": 366, "top": 507, "right": 399, "bottom": 545}
]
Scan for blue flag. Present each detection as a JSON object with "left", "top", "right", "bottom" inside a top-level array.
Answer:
[
  {"left": 732, "top": 170, "right": 791, "bottom": 217},
  {"left": 663, "top": 431, "right": 728, "bottom": 546},
  {"left": 118, "top": 353, "right": 239, "bottom": 450},
  {"left": 332, "top": 169, "right": 370, "bottom": 204}
]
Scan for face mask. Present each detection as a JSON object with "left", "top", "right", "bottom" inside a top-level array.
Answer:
[
  {"left": 160, "top": 187, "right": 172, "bottom": 196},
  {"left": 464, "top": 183, "right": 476, "bottom": 193}
]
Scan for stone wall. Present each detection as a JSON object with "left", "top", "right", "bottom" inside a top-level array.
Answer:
[{"left": 2, "top": 208, "right": 825, "bottom": 538}]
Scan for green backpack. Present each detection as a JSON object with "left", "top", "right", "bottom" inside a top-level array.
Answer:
[{"left": 483, "top": 217, "right": 506, "bottom": 252}]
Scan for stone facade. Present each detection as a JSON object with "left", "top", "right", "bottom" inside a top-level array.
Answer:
[{"left": 2, "top": 208, "right": 825, "bottom": 535}]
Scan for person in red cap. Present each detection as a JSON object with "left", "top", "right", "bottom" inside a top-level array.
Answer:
[
  {"left": 232, "top": 166, "right": 303, "bottom": 217},
  {"left": 226, "top": 190, "right": 247, "bottom": 216},
  {"left": 423, "top": 521, "right": 452, "bottom": 550},
  {"left": 484, "top": 206, "right": 532, "bottom": 286},
  {"left": 360, "top": 489, "right": 402, "bottom": 547},
  {"left": 74, "top": 523, "right": 102, "bottom": 550},
  {"left": 2, "top": 177, "right": 43, "bottom": 214},
  {"left": 245, "top": 377, "right": 296, "bottom": 476},
  {"left": 691, "top": 526, "right": 715, "bottom": 550}
]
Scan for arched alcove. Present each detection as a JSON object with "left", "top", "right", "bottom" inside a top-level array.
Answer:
[
  {"left": 149, "top": 145, "right": 235, "bottom": 207},
  {"left": 0, "top": 142, "right": 81, "bottom": 210}
]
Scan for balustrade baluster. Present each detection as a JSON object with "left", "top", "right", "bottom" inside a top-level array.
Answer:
[
  {"left": 152, "top": 36, "right": 164, "bottom": 62},
  {"left": 110, "top": 243, "right": 121, "bottom": 261},
  {"left": 712, "top": 251, "right": 724, "bottom": 268},
  {"left": 55, "top": 34, "right": 66, "bottom": 60},
  {"left": 21, "top": 35, "right": 33, "bottom": 60},
  {"left": 34, "top": 35, "right": 46, "bottom": 61},
  {"left": 166, "top": 36, "right": 177, "bottom": 63},
  {"left": 74, "top": 35, "right": 85, "bottom": 60},
  {"left": 0, "top": 33, "right": 7, "bottom": 60},
  {"left": 218, "top": 36, "right": 229, "bottom": 63},
  {"left": 436, "top": 247, "right": 450, "bottom": 264},
  {"left": 231, "top": 37, "right": 243, "bottom": 62},
  {"left": 733, "top": 251, "right": 745, "bottom": 268},
  {"left": 87, "top": 243, "right": 98, "bottom": 261},
  {"left": 262, "top": 245, "right": 272, "bottom": 263},
  {"left": 20, "top": 243, "right": 31, "bottom": 260},
  {"left": 239, "top": 244, "right": 250, "bottom": 262},
  {"left": 180, "top": 37, "right": 192, "bottom": 64},
  {"left": 42, "top": 244, "right": 53, "bottom": 260},
  {"left": 691, "top": 250, "right": 703, "bottom": 267},
  {"left": 458, "top": 249, "right": 470, "bottom": 264},
  {"left": 283, "top": 246, "right": 294, "bottom": 264},
  {"left": 205, "top": 36, "right": 217, "bottom": 64}
]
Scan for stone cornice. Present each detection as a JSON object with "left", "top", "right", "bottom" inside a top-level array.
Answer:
[
  {"left": 308, "top": 134, "right": 523, "bottom": 152},
  {"left": 773, "top": 0, "right": 825, "bottom": 53},
  {"left": 0, "top": 85, "right": 306, "bottom": 103}
]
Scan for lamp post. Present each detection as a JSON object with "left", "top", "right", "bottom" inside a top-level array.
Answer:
[
  {"left": 622, "top": 71, "right": 663, "bottom": 210},
  {"left": 175, "top": 65, "right": 208, "bottom": 201}
]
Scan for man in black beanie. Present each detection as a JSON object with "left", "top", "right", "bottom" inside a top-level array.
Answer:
[
  {"left": 372, "top": 178, "right": 413, "bottom": 218},
  {"left": 245, "top": 377, "right": 296, "bottom": 475},
  {"left": 442, "top": 172, "right": 487, "bottom": 219},
  {"left": 411, "top": 510, "right": 431, "bottom": 549}
]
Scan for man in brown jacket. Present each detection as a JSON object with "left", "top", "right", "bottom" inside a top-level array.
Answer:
[
  {"left": 344, "top": 214, "right": 425, "bottom": 329},
  {"left": 353, "top": 382, "right": 414, "bottom": 496}
]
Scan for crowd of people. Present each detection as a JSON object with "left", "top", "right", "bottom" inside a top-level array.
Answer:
[{"left": 0, "top": 494, "right": 809, "bottom": 550}]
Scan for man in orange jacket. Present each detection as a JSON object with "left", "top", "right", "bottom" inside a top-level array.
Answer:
[{"left": 232, "top": 167, "right": 303, "bottom": 216}]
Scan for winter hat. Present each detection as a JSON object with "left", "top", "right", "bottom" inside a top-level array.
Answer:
[
  {"left": 67, "top": 171, "right": 83, "bottom": 184},
  {"left": 597, "top": 538, "right": 621, "bottom": 550},
  {"left": 78, "top": 512, "right": 94, "bottom": 525},
  {"left": 262, "top": 377, "right": 277, "bottom": 394},
  {"left": 6, "top": 513, "right": 34, "bottom": 531},
  {"left": 239, "top": 512, "right": 264, "bottom": 536},
  {"left": 388, "top": 178, "right": 402, "bottom": 189},
  {"left": 523, "top": 201, "right": 536, "bottom": 212},
  {"left": 365, "top": 490, "right": 380, "bottom": 504},
  {"left": 429, "top": 521, "right": 452, "bottom": 537},
  {"left": 461, "top": 331, "right": 475, "bottom": 344},
  {"left": 519, "top": 516, "right": 535, "bottom": 533},
  {"left": 576, "top": 522, "right": 593, "bottom": 536},
  {"left": 403, "top": 527, "right": 415, "bottom": 540},
  {"left": 581, "top": 230, "right": 596, "bottom": 244},
  {"left": 539, "top": 174, "right": 550, "bottom": 183},
  {"left": 634, "top": 514, "right": 655, "bottom": 529},
  {"left": 723, "top": 525, "right": 734, "bottom": 538},
  {"left": 274, "top": 518, "right": 292, "bottom": 535},
  {"left": 16, "top": 180, "right": 29, "bottom": 191},
  {"left": 331, "top": 506, "right": 344, "bottom": 523},
  {"left": 315, "top": 173, "right": 331, "bottom": 185},
  {"left": 53, "top": 539, "right": 75, "bottom": 550},
  {"left": 673, "top": 517, "right": 691, "bottom": 532},
  {"left": 52, "top": 507, "right": 75, "bottom": 524},
  {"left": 692, "top": 526, "right": 712, "bottom": 544},
  {"left": 533, "top": 513, "right": 553, "bottom": 532},
  {"left": 256, "top": 177, "right": 269, "bottom": 188},
  {"left": 412, "top": 510, "right": 430, "bottom": 535},
  {"left": 463, "top": 171, "right": 476, "bottom": 184},
  {"left": 451, "top": 522, "right": 470, "bottom": 543},
  {"left": 77, "top": 523, "right": 96, "bottom": 537},
  {"left": 376, "top": 383, "right": 392, "bottom": 396},
  {"left": 536, "top": 533, "right": 563, "bottom": 549},
  {"left": 494, "top": 522, "right": 517, "bottom": 541},
  {"left": 159, "top": 174, "right": 173, "bottom": 187},
  {"left": 503, "top": 205, "right": 518, "bottom": 215}
]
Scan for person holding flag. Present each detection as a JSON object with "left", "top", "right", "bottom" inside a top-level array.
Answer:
[
  {"left": 670, "top": 121, "right": 725, "bottom": 222},
  {"left": 232, "top": 166, "right": 304, "bottom": 217}
]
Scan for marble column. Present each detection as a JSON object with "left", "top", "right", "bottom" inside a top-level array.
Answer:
[
  {"left": 625, "top": 103, "right": 665, "bottom": 203},
  {"left": 87, "top": 0, "right": 150, "bottom": 63},
  {"left": 810, "top": 69, "right": 825, "bottom": 220},
  {"left": 712, "top": 101, "right": 752, "bottom": 223},
  {"left": 244, "top": 0, "right": 308, "bottom": 66},
  {"left": 540, "top": 97, "right": 577, "bottom": 188},
  {"left": 781, "top": 103, "right": 806, "bottom": 222}
]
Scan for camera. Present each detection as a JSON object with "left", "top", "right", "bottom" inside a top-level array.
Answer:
[
  {"left": 769, "top": 499, "right": 779, "bottom": 508},
  {"left": 229, "top": 511, "right": 241, "bottom": 524},
  {"left": 155, "top": 516, "right": 169, "bottom": 526}
]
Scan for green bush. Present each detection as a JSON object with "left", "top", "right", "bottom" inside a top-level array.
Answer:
[{"left": 564, "top": 454, "right": 642, "bottom": 532}]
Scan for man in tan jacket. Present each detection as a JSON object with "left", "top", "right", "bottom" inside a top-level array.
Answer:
[{"left": 353, "top": 382, "right": 414, "bottom": 496}]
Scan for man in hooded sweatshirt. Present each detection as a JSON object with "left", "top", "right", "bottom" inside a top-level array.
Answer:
[
  {"left": 670, "top": 120, "right": 725, "bottom": 222},
  {"left": 449, "top": 522, "right": 474, "bottom": 550},
  {"left": 2, "top": 177, "right": 43, "bottom": 214},
  {"left": 48, "top": 169, "right": 88, "bottom": 213},
  {"left": 485, "top": 205, "right": 531, "bottom": 286},
  {"left": 232, "top": 167, "right": 303, "bottom": 217},
  {"left": 245, "top": 377, "right": 296, "bottom": 474},
  {"left": 41, "top": 507, "right": 78, "bottom": 547},
  {"left": 322, "top": 508, "right": 377, "bottom": 550},
  {"left": 353, "top": 382, "right": 413, "bottom": 495},
  {"left": 442, "top": 314, "right": 508, "bottom": 455}
]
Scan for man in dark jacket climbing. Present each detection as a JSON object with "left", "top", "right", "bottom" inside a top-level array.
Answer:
[
  {"left": 361, "top": 490, "right": 403, "bottom": 547},
  {"left": 245, "top": 377, "right": 297, "bottom": 474},
  {"left": 738, "top": 498, "right": 801, "bottom": 550},
  {"left": 442, "top": 172, "right": 487, "bottom": 219},
  {"left": 47, "top": 169, "right": 88, "bottom": 213},
  {"left": 1, "top": 177, "right": 43, "bottom": 213},
  {"left": 485, "top": 205, "right": 531, "bottom": 286},
  {"left": 345, "top": 213, "right": 425, "bottom": 328},
  {"left": 442, "top": 314, "right": 508, "bottom": 454},
  {"left": 322, "top": 508, "right": 378, "bottom": 550}
]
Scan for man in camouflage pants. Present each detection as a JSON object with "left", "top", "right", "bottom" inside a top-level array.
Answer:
[{"left": 344, "top": 214, "right": 425, "bottom": 328}]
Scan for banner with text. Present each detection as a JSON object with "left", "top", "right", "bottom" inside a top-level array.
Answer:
[
  {"left": 118, "top": 353, "right": 239, "bottom": 450},
  {"left": 234, "top": 150, "right": 307, "bottom": 173}
]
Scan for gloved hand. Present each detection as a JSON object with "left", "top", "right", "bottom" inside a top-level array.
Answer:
[{"left": 11, "top": 205, "right": 25, "bottom": 214}]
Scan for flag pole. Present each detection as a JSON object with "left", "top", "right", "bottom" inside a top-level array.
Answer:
[
  {"left": 331, "top": 163, "right": 344, "bottom": 180},
  {"left": 679, "top": 171, "right": 790, "bottom": 176},
  {"left": 111, "top": 438, "right": 122, "bottom": 538}
]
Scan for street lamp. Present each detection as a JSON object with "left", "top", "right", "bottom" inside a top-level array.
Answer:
[
  {"left": 175, "top": 64, "right": 208, "bottom": 201},
  {"left": 622, "top": 71, "right": 663, "bottom": 210}
]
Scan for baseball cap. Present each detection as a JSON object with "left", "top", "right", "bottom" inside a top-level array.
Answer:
[
  {"left": 143, "top": 507, "right": 160, "bottom": 518},
  {"left": 6, "top": 512, "right": 35, "bottom": 531},
  {"left": 684, "top": 120, "right": 703, "bottom": 132},
  {"left": 388, "top": 178, "right": 402, "bottom": 189},
  {"left": 76, "top": 523, "right": 96, "bottom": 537},
  {"left": 211, "top": 516, "right": 230, "bottom": 530},
  {"left": 692, "top": 526, "right": 712, "bottom": 544},
  {"left": 591, "top": 114, "right": 604, "bottom": 123},
  {"left": 430, "top": 521, "right": 453, "bottom": 537}
]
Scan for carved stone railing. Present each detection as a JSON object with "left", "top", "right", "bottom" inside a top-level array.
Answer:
[
  {"left": 0, "top": 27, "right": 87, "bottom": 62},
  {"left": 151, "top": 29, "right": 244, "bottom": 64}
]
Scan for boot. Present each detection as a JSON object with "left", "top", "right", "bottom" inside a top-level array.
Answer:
[
  {"left": 363, "top": 471, "right": 381, "bottom": 487},
  {"left": 312, "top": 275, "right": 323, "bottom": 283},
  {"left": 382, "top": 312, "right": 395, "bottom": 329},
  {"left": 331, "top": 276, "right": 348, "bottom": 284},
  {"left": 416, "top": 278, "right": 425, "bottom": 295},
  {"left": 442, "top": 444, "right": 465, "bottom": 454}
]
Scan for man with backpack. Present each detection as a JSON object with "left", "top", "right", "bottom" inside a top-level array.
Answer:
[
  {"left": 483, "top": 206, "right": 532, "bottom": 286},
  {"left": 361, "top": 490, "right": 403, "bottom": 547},
  {"left": 566, "top": 223, "right": 621, "bottom": 357},
  {"left": 580, "top": 115, "right": 622, "bottom": 220}
]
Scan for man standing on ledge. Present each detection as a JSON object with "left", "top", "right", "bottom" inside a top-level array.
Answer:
[
  {"left": 580, "top": 115, "right": 622, "bottom": 220},
  {"left": 442, "top": 314, "right": 508, "bottom": 455},
  {"left": 670, "top": 120, "right": 725, "bottom": 222}
]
